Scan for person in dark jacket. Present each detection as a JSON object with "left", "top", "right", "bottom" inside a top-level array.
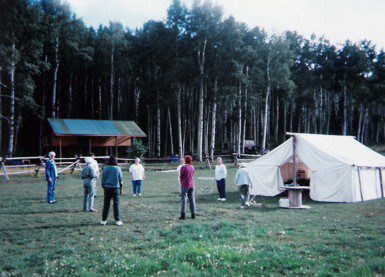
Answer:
[
  {"left": 179, "top": 155, "right": 196, "bottom": 220},
  {"left": 45, "top": 151, "right": 58, "bottom": 204},
  {"left": 101, "top": 156, "right": 123, "bottom": 226}
]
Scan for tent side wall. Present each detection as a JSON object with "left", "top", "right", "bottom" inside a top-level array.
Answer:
[{"left": 351, "top": 167, "right": 385, "bottom": 202}]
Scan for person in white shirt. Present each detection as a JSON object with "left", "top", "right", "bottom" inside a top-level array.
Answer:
[
  {"left": 177, "top": 158, "right": 185, "bottom": 193},
  {"left": 89, "top": 153, "right": 100, "bottom": 197},
  {"left": 129, "top": 157, "right": 145, "bottom": 196},
  {"left": 215, "top": 157, "right": 227, "bottom": 201},
  {"left": 235, "top": 163, "right": 252, "bottom": 208}
]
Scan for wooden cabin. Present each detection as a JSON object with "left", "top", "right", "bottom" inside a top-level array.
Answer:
[{"left": 46, "top": 118, "right": 146, "bottom": 157}]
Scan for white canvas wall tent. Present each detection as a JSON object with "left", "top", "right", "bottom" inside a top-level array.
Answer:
[{"left": 247, "top": 133, "right": 385, "bottom": 202}]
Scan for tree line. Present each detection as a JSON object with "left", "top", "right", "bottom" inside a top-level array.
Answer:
[{"left": 1, "top": 0, "right": 385, "bottom": 159}]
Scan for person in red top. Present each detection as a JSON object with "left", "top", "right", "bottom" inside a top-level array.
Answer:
[{"left": 179, "top": 155, "right": 196, "bottom": 220}]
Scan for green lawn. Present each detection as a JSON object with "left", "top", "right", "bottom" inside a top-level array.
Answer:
[{"left": 0, "top": 168, "right": 384, "bottom": 276}]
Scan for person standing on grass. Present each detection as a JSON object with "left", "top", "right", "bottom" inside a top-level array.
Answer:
[
  {"left": 101, "top": 156, "right": 123, "bottom": 226},
  {"left": 215, "top": 157, "right": 227, "bottom": 202},
  {"left": 235, "top": 163, "right": 252, "bottom": 209},
  {"left": 45, "top": 151, "right": 58, "bottom": 204},
  {"left": 176, "top": 158, "right": 185, "bottom": 194},
  {"left": 82, "top": 157, "right": 97, "bottom": 212},
  {"left": 89, "top": 153, "right": 100, "bottom": 197},
  {"left": 179, "top": 155, "right": 196, "bottom": 220},
  {"left": 129, "top": 158, "right": 145, "bottom": 197}
]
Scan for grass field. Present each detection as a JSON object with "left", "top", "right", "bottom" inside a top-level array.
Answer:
[{"left": 1, "top": 168, "right": 385, "bottom": 276}]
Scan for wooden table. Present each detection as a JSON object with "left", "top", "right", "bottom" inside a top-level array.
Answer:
[{"left": 280, "top": 186, "right": 311, "bottom": 209}]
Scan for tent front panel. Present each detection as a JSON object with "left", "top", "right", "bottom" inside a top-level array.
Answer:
[{"left": 248, "top": 138, "right": 293, "bottom": 196}]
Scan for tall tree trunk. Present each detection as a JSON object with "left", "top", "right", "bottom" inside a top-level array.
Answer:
[
  {"left": 8, "top": 36, "right": 16, "bottom": 156},
  {"left": 203, "top": 104, "right": 209, "bottom": 157},
  {"left": 262, "top": 49, "right": 271, "bottom": 151},
  {"left": 197, "top": 38, "right": 207, "bottom": 161},
  {"left": 313, "top": 89, "right": 318, "bottom": 134},
  {"left": 68, "top": 74, "right": 72, "bottom": 117},
  {"left": 242, "top": 67, "right": 248, "bottom": 154},
  {"left": 342, "top": 76, "right": 348, "bottom": 135},
  {"left": 237, "top": 81, "right": 242, "bottom": 155},
  {"left": 91, "top": 78, "right": 94, "bottom": 119},
  {"left": 109, "top": 39, "right": 115, "bottom": 120},
  {"left": 98, "top": 78, "right": 102, "bottom": 119},
  {"left": 39, "top": 66, "right": 47, "bottom": 155},
  {"left": 177, "top": 85, "right": 183, "bottom": 157},
  {"left": 376, "top": 106, "right": 381, "bottom": 144},
  {"left": 357, "top": 103, "right": 364, "bottom": 142},
  {"left": 167, "top": 106, "right": 174, "bottom": 155},
  {"left": 147, "top": 105, "right": 152, "bottom": 157},
  {"left": 52, "top": 36, "right": 59, "bottom": 118},
  {"left": 256, "top": 95, "right": 260, "bottom": 147},
  {"left": 0, "top": 66, "right": 3, "bottom": 154},
  {"left": 210, "top": 99, "right": 217, "bottom": 158},
  {"left": 274, "top": 96, "right": 279, "bottom": 144},
  {"left": 283, "top": 99, "right": 287, "bottom": 141},
  {"left": 156, "top": 95, "right": 161, "bottom": 157},
  {"left": 362, "top": 108, "right": 369, "bottom": 144},
  {"left": 13, "top": 115, "right": 21, "bottom": 154}
]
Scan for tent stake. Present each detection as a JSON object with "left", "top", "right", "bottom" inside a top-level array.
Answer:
[
  {"left": 379, "top": 168, "right": 384, "bottom": 198},
  {"left": 357, "top": 167, "right": 364, "bottom": 202}
]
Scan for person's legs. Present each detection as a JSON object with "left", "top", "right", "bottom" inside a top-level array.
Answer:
[
  {"left": 47, "top": 181, "right": 54, "bottom": 203},
  {"left": 89, "top": 180, "right": 96, "bottom": 210},
  {"left": 137, "top": 180, "right": 142, "bottom": 195},
  {"left": 83, "top": 184, "right": 89, "bottom": 211},
  {"left": 188, "top": 189, "right": 196, "bottom": 217},
  {"left": 102, "top": 188, "right": 112, "bottom": 221},
  {"left": 132, "top": 180, "right": 137, "bottom": 195},
  {"left": 112, "top": 188, "right": 121, "bottom": 221},
  {"left": 219, "top": 179, "right": 226, "bottom": 199},
  {"left": 180, "top": 188, "right": 187, "bottom": 218},
  {"left": 240, "top": 185, "right": 248, "bottom": 206},
  {"left": 52, "top": 180, "right": 56, "bottom": 201},
  {"left": 216, "top": 180, "right": 221, "bottom": 198}
]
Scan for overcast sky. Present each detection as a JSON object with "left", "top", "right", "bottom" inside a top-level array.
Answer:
[{"left": 65, "top": 0, "right": 385, "bottom": 50}]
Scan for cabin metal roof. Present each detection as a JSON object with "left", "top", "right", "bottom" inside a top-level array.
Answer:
[{"left": 48, "top": 118, "right": 146, "bottom": 137}]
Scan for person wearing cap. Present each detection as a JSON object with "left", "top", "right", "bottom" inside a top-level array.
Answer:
[
  {"left": 235, "top": 163, "right": 252, "bottom": 208},
  {"left": 129, "top": 157, "right": 145, "bottom": 196},
  {"left": 179, "top": 155, "right": 196, "bottom": 219},
  {"left": 215, "top": 157, "right": 227, "bottom": 201},
  {"left": 45, "top": 151, "right": 58, "bottom": 204},
  {"left": 82, "top": 157, "right": 98, "bottom": 212}
]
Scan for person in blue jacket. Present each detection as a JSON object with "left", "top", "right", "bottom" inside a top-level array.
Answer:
[
  {"left": 101, "top": 156, "right": 124, "bottom": 226},
  {"left": 45, "top": 151, "right": 58, "bottom": 204}
]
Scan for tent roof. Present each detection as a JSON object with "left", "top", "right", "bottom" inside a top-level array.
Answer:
[
  {"left": 293, "top": 133, "right": 385, "bottom": 167},
  {"left": 48, "top": 118, "right": 146, "bottom": 137}
]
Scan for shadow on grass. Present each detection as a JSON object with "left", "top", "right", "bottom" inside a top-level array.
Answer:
[
  {"left": 0, "top": 221, "right": 100, "bottom": 232},
  {"left": 0, "top": 209, "right": 85, "bottom": 215}
]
